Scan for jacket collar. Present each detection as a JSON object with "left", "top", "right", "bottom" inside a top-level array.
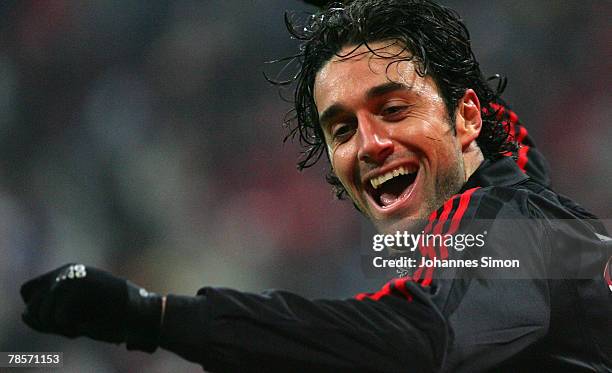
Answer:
[{"left": 460, "top": 157, "right": 529, "bottom": 192}]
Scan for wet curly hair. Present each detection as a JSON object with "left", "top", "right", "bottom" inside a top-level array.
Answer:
[{"left": 271, "top": 0, "right": 517, "bottom": 199}]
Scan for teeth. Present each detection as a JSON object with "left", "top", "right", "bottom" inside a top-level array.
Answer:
[{"left": 370, "top": 166, "right": 417, "bottom": 189}]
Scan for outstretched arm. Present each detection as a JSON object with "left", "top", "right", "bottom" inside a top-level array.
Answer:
[{"left": 20, "top": 263, "right": 450, "bottom": 372}]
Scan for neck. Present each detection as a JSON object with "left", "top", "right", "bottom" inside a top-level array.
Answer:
[{"left": 462, "top": 146, "right": 485, "bottom": 183}]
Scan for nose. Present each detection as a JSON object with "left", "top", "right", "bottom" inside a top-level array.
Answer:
[{"left": 357, "top": 114, "right": 393, "bottom": 164}]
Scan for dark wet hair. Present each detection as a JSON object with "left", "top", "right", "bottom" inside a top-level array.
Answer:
[{"left": 271, "top": 0, "right": 517, "bottom": 199}]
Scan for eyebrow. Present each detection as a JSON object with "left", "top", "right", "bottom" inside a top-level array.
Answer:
[
  {"left": 318, "top": 81, "right": 411, "bottom": 129},
  {"left": 366, "top": 81, "right": 407, "bottom": 99}
]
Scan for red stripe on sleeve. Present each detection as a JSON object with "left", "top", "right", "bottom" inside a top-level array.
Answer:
[
  {"left": 355, "top": 281, "right": 391, "bottom": 301},
  {"left": 355, "top": 278, "right": 414, "bottom": 302},
  {"left": 393, "top": 278, "right": 414, "bottom": 301},
  {"left": 370, "top": 282, "right": 392, "bottom": 301}
]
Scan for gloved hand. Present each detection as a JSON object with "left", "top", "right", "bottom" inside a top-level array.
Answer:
[{"left": 21, "top": 263, "right": 163, "bottom": 352}]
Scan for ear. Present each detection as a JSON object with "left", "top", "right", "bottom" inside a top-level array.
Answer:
[{"left": 455, "top": 89, "right": 482, "bottom": 152}]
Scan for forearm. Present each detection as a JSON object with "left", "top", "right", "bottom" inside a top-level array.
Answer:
[{"left": 158, "top": 287, "right": 450, "bottom": 372}]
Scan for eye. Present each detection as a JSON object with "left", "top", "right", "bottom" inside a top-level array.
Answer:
[
  {"left": 380, "top": 102, "right": 411, "bottom": 120},
  {"left": 331, "top": 122, "right": 356, "bottom": 143}
]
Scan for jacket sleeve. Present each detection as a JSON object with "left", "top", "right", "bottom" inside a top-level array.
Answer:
[{"left": 159, "top": 281, "right": 450, "bottom": 372}]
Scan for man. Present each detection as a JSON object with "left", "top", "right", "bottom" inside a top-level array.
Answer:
[{"left": 20, "top": 0, "right": 611, "bottom": 371}]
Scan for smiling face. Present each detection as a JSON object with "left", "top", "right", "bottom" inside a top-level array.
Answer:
[{"left": 314, "top": 42, "right": 482, "bottom": 233}]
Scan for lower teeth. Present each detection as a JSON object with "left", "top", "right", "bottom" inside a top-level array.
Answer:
[{"left": 375, "top": 173, "right": 416, "bottom": 207}]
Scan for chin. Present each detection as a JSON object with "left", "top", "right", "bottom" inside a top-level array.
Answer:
[{"left": 373, "top": 214, "right": 429, "bottom": 235}]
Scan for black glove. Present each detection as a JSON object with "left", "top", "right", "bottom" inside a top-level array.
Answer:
[{"left": 20, "top": 263, "right": 163, "bottom": 352}]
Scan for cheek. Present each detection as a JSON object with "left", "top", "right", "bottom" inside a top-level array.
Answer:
[
  {"left": 386, "top": 118, "right": 443, "bottom": 146},
  {"left": 330, "top": 143, "right": 358, "bottom": 185}
]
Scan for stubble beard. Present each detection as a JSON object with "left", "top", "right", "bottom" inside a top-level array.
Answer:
[
  {"left": 429, "top": 156, "right": 466, "bottom": 221},
  {"left": 386, "top": 155, "right": 466, "bottom": 236}
]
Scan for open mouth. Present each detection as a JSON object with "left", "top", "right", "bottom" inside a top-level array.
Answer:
[{"left": 367, "top": 166, "right": 419, "bottom": 208}]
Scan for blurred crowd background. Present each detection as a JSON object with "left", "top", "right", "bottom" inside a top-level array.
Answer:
[{"left": 0, "top": 0, "right": 609, "bottom": 371}]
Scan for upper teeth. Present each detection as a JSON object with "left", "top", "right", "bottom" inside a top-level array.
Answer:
[{"left": 370, "top": 166, "right": 416, "bottom": 189}]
